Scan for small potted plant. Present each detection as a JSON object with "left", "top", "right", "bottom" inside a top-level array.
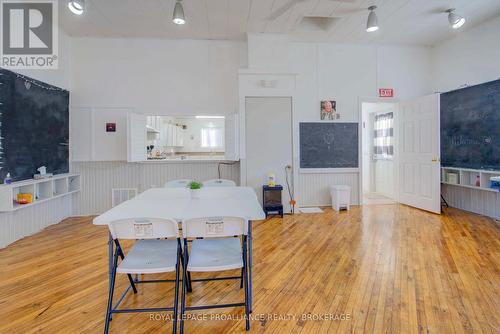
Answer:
[{"left": 188, "top": 181, "right": 203, "bottom": 199}]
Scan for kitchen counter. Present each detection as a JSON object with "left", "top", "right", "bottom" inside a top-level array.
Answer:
[{"left": 144, "top": 155, "right": 236, "bottom": 163}]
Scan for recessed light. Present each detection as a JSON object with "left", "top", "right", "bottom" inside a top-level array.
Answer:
[{"left": 68, "top": 0, "right": 84, "bottom": 15}]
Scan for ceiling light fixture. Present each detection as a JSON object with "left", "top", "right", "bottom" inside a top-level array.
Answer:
[
  {"left": 173, "top": 0, "right": 186, "bottom": 25},
  {"left": 446, "top": 9, "right": 465, "bottom": 29},
  {"left": 68, "top": 0, "right": 84, "bottom": 15},
  {"left": 366, "top": 5, "right": 379, "bottom": 32}
]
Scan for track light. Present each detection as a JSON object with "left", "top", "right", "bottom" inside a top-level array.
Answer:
[
  {"left": 446, "top": 9, "right": 465, "bottom": 29},
  {"left": 68, "top": 0, "right": 84, "bottom": 15},
  {"left": 173, "top": 0, "right": 186, "bottom": 25},
  {"left": 366, "top": 6, "right": 379, "bottom": 32}
]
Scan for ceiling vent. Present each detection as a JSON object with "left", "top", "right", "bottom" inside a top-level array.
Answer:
[{"left": 296, "top": 16, "right": 340, "bottom": 32}]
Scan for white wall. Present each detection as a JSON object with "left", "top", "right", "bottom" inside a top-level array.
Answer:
[
  {"left": 71, "top": 38, "right": 246, "bottom": 115},
  {"left": 254, "top": 40, "right": 433, "bottom": 206},
  {"left": 70, "top": 38, "right": 246, "bottom": 161},
  {"left": 431, "top": 16, "right": 500, "bottom": 93}
]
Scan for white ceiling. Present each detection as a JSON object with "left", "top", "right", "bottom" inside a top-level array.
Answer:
[{"left": 59, "top": 0, "right": 500, "bottom": 46}]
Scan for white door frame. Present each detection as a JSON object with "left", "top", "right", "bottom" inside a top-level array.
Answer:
[
  {"left": 358, "top": 97, "right": 400, "bottom": 205},
  {"left": 238, "top": 70, "right": 299, "bottom": 206}
]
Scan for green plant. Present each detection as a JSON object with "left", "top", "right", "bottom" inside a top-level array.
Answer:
[{"left": 188, "top": 181, "right": 203, "bottom": 190}]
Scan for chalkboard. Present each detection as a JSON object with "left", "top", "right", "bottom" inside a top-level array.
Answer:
[
  {"left": 441, "top": 79, "right": 500, "bottom": 170},
  {"left": 0, "top": 68, "right": 69, "bottom": 182},
  {"left": 300, "top": 122, "right": 358, "bottom": 168}
]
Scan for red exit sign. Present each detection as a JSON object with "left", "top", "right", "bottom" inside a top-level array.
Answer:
[{"left": 379, "top": 88, "right": 394, "bottom": 97}]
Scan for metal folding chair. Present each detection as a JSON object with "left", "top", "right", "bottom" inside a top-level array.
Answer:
[
  {"left": 104, "top": 218, "right": 181, "bottom": 334},
  {"left": 179, "top": 216, "right": 250, "bottom": 333}
]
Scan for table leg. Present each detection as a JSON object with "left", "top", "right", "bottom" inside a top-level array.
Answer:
[
  {"left": 248, "top": 220, "right": 253, "bottom": 313},
  {"left": 108, "top": 232, "right": 113, "bottom": 288}
]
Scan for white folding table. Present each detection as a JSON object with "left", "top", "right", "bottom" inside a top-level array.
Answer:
[{"left": 93, "top": 186, "right": 265, "bottom": 311}]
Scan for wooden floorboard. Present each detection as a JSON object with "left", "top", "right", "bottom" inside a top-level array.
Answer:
[{"left": 0, "top": 205, "right": 499, "bottom": 333}]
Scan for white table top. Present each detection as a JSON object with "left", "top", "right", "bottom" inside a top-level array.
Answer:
[{"left": 93, "top": 187, "right": 265, "bottom": 225}]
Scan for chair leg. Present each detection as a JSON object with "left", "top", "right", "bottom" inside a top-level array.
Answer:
[
  {"left": 240, "top": 268, "right": 244, "bottom": 289},
  {"left": 115, "top": 240, "right": 138, "bottom": 294},
  {"left": 242, "top": 236, "right": 250, "bottom": 331},
  {"left": 179, "top": 243, "right": 192, "bottom": 293},
  {"left": 186, "top": 249, "right": 193, "bottom": 293},
  {"left": 180, "top": 239, "right": 189, "bottom": 334},
  {"left": 172, "top": 242, "right": 181, "bottom": 334},
  {"left": 104, "top": 248, "right": 119, "bottom": 334}
]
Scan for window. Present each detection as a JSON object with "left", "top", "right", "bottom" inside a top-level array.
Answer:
[
  {"left": 201, "top": 127, "right": 223, "bottom": 148},
  {"left": 373, "top": 112, "right": 393, "bottom": 160}
]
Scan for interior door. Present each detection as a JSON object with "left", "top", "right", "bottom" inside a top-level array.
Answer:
[
  {"left": 398, "top": 94, "right": 440, "bottom": 214},
  {"left": 245, "top": 97, "right": 293, "bottom": 213}
]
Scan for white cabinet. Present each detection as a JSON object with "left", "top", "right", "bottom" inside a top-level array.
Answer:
[{"left": 146, "top": 116, "right": 161, "bottom": 132}]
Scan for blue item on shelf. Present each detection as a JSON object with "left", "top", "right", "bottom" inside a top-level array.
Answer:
[{"left": 490, "top": 176, "right": 500, "bottom": 190}]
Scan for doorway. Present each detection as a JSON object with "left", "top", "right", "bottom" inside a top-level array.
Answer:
[
  {"left": 361, "top": 102, "right": 398, "bottom": 205},
  {"left": 244, "top": 97, "right": 294, "bottom": 213}
]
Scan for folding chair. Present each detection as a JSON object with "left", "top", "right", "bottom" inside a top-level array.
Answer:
[
  {"left": 104, "top": 218, "right": 181, "bottom": 334},
  {"left": 179, "top": 216, "right": 250, "bottom": 333},
  {"left": 164, "top": 179, "right": 193, "bottom": 188},
  {"left": 202, "top": 179, "right": 236, "bottom": 187}
]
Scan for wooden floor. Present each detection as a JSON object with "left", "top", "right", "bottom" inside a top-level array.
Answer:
[{"left": 1, "top": 205, "right": 499, "bottom": 333}]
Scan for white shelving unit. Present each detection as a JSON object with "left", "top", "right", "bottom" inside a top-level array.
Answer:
[
  {"left": 0, "top": 174, "right": 81, "bottom": 212},
  {"left": 441, "top": 167, "right": 500, "bottom": 193}
]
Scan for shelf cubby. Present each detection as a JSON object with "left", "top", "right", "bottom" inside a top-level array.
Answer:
[
  {"left": 53, "top": 178, "right": 68, "bottom": 196},
  {"left": 36, "top": 181, "right": 53, "bottom": 200}
]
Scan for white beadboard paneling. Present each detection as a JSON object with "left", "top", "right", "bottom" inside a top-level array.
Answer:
[
  {"left": 71, "top": 161, "right": 240, "bottom": 216},
  {"left": 299, "top": 172, "right": 359, "bottom": 207},
  {"left": 0, "top": 196, "right": 72, "bottom": 248},
  {"left": 441, "top": 184, "right": 500, "bottom": 219}
]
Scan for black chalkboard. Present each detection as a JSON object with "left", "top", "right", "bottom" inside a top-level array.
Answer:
[
  {"left": 0, "top": 68, "right": 69, "bottom": 182},
  {"left": 300, "top": 122, "right": 358, "bottom": 168},
  {"left": 440, "top": 79, "right": 500, "bottom": 170}
]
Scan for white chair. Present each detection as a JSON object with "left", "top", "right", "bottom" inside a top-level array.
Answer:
[
  {"left": 202, "top": 179, "right": 236, "bottom": 187},
  {"left": 179, "top": 216, "right": 250, "bottom": 333},
  {"left": 164, "top": 179, "right": 193, "bottom": 188},
  {"left": 105, "top": 218, "right": 181, "bottom": 334}
]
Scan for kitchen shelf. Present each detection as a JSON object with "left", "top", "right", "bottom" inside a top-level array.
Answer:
[{"left": 0, "top": 174, "right": 81, "bottom": 212}]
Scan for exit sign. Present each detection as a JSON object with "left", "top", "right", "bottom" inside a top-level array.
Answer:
[{"left": 379, "top": 88, "right": 394, "bottom": 98}]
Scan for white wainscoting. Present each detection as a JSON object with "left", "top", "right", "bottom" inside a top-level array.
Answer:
[
  {"left": 0, "top": 196, "right": 72, "bottom": 248},
  {"left": 71, "top": 161, "right": 240, "bottom": 216},
  {"left": 441, "top": 184, "right": 500, "bottom": 219},
  {"left": 299, "top": 172, "right": 359, "bottom": 207}
]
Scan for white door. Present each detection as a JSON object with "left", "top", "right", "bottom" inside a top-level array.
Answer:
[
  {"left": 127, "top": 113, "right": 147, "bottom": 162},
  {"left": 224, "top": 114, "right": 239, "bottom": 161},
  {"left": 245, "top": 97, "right": 293, "bottom": 213},
  {"left": 398, "top": 94, "right": 440, "bottom": 214}
]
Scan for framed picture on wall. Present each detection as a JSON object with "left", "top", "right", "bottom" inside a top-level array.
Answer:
[{"left": 320, "top": 100, "right": 340, "bottom": 120}]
